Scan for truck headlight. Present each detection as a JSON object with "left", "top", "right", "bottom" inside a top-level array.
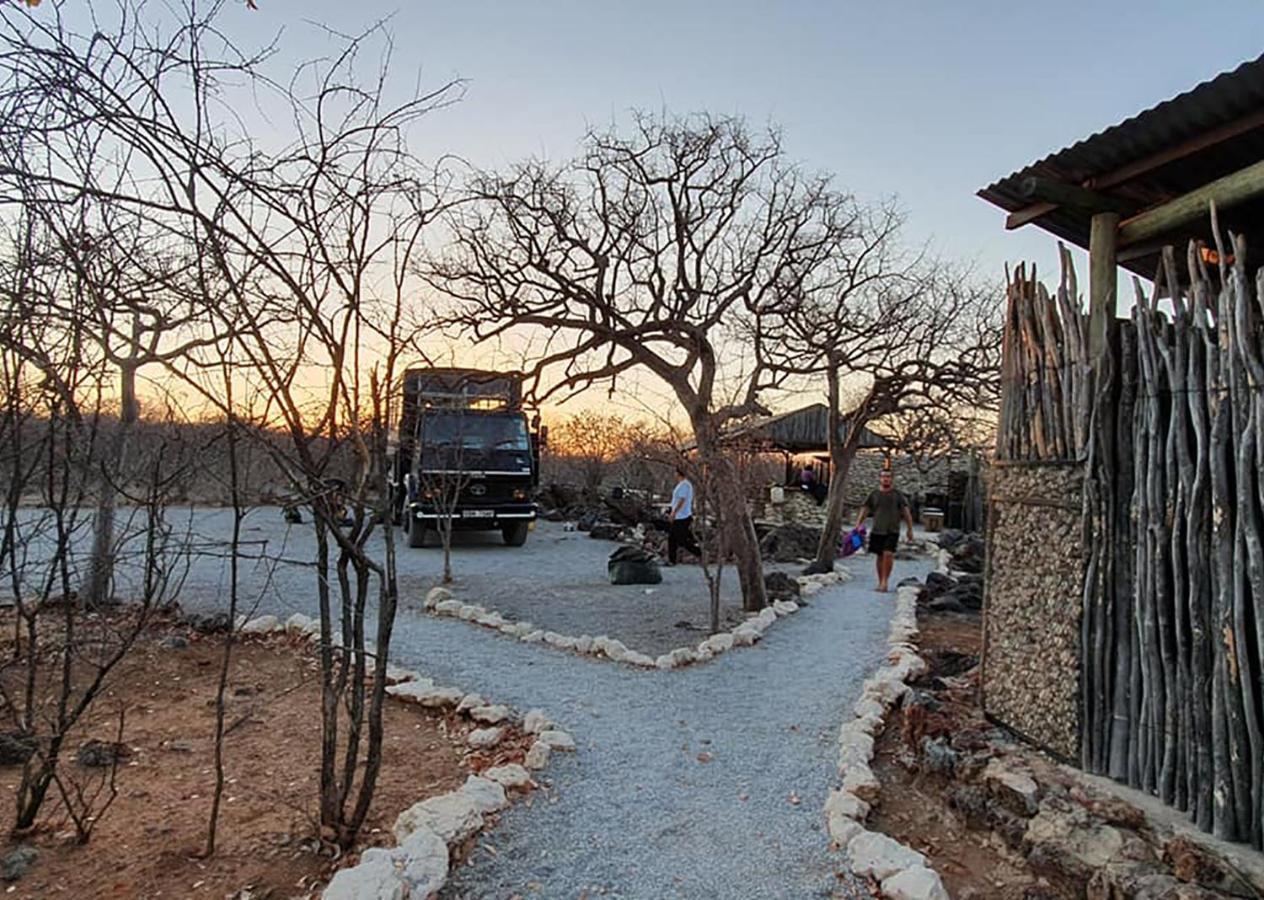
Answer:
[{"left": 512, "top": 488, "right": 527, "bottom": 500}]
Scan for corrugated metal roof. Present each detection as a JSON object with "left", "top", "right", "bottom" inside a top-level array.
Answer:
[
  {"left": 720, "top": 403, "right": 886, "bottom": 452},
  {"left": 979, "top": 54, "right": 1264, "bottom": 277}
]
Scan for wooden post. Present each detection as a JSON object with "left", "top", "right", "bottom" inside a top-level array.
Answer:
[{"left": 1089, "top": 213, "right": 1119, "bottom": 363}]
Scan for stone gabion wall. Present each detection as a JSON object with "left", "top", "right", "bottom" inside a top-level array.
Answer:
[{"left": 982, "top": 463, "right": 1083, "bottom": 761}]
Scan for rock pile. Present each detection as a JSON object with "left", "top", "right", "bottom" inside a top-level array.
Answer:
[
  {"left": 759, "top": 521, "right": 822, "bottom": 562},
  {"left": 915, "top": 570, "right": 983, "bottom": 614},
  {"left": 822, "top": 582, "right": 949, "bottom": 900},
  {"left": 423, "top": 572, "right": 850, "bottom": 669},
  {"left": 936, "top": 529, "right": 985, "bottom": 574},
  {"left": 324, "top": 665, "right": 569, "bottom": 899}
]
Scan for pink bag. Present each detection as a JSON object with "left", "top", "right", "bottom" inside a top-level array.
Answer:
[{"left": 839, "top": 524, "right": 866, "bottom": 558}]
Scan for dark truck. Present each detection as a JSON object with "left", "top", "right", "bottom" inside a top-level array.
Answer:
[{"left": 392, "top": 368, "right": 545, "bottom": 548}]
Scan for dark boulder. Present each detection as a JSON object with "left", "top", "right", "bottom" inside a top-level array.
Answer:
[
  {"left": 588, "top": 522, "right": 624, "bottom": 541},
  {"left": 764, "top": 572, "right": 802, "bottom": 602},
  {"left": 1, "top": 847, "right": 38, "bottom": 883},
  {"left": 76, "top": 739, "right": 131, "bottom": 768},
  {"left": 185, "top": 611, "right": 231, "bottom": 635},
  {"left": 760, "top": 522, "right": 822, "bottom": 563},
  {"left": 928, "top": 595, "right": 967, "bottom": 614},
  {"left": 608, "top": 545, "right": 662, "bottom": 585},
  {"left": 924, "top": 571, "right": 957, "bottom": 597},
  {"left": 0, "top": 731, "right": 37, "bottom": 766}
]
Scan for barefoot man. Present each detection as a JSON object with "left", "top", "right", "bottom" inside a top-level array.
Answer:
[{"left": 853, "top": 468, "right": 914, "bottom": 592}]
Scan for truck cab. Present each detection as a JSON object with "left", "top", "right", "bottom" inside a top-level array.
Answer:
[{"left": 393, "top": 368, "right": 543, "bottom": 548}]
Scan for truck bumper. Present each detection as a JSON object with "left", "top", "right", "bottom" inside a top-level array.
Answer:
[{"left": 411, "top": 505, "right": 537, "bottom": 528}]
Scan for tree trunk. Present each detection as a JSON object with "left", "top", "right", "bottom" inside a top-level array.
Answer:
[
  {"left": 812, "top": 362, "right": 864, "bottom": 572},
  {"left": 693, "top": 421, "right": 765, "bottom": 612},
  {"left": 84, "top": 360, "right": 138, "bottom": 606}
]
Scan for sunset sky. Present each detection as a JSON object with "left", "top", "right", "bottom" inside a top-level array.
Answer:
[{"left": 66, "top": 2, "right": 1264, "bottom": 423}]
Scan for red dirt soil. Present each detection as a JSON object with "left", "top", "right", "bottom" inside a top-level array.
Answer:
[{"left": 0, "top": 622, "right": 479, "bottom": 899}]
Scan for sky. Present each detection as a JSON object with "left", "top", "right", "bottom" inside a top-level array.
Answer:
[
  {"left": 223, "top": 0, "right": 1264, "bottom": 280},
  {"left": 54, "top": 1, "right": 1264, "bottom": 422}
]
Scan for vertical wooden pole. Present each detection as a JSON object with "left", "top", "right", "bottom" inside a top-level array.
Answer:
[
  {"left": 1084, "top": 212, "right": 1119, "bottom": 770},
  {"left": 1089, "top": 213, "right": 1120, "bottom": 361}
]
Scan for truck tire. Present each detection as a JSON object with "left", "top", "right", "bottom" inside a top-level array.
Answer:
[
  {"left": 406, "top": 514, "right": 432, "bottom": 548},
  {"left": 502, "top": 521, "right": 529, "bottom": 547}
]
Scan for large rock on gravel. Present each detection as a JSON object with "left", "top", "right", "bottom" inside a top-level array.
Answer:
[
  {"left": 394, "top": 792, "right": 484, "bottom": 845},
  {"left": 537, "top": 729, "right": 576, "bottom": 751},
  {"left": 423, "top": 586, "right": 452, "bottom": 610},
  {"left": 285, "top": 613, "right": 314, "bottom": 635},
  {"left": 763, "top": 571, "right": 802, "bottom": 601},
  {"left": 395, "top": 827, "right": 449, "bottom": 897},
  {"left": 847, "top": 831, "right": 927, "bottom": 880},
  {"left": 469, "top": 704, "right": 510, "bottom": 725},
  {"left": 881, "top": 865, "right": 950, "bottom": 900},
  {"left": 323, "top": 848, "right": 404, "bottom": 900},
  {"left": 772, "top": 599, "right": 799, "bottom": 617},
  {"left": 588, "top": 521, "right": 624, "bottom": 541},
  {"left": 484, "top": 764, "right": 532, "bottom": 789},
  {"left": 525, "top": 740, "right": 551, "bottom": 770},
  {"left": 461, "top": 775, "right": 509, "bottom": 815},
  {"left": 384, "top": 679, "right": 438, "bottom": 702},
  {"left": 523, "top": 709, "right": 552, "bottom": 734},
  {"left": 607, "top": 545, "right": 662, "bottom": 585},
  {"left": 759, "top": 522, "right": 822, "bottom": 562},
  {"left": 241, "top": 615, "right": 280, "bottom": 634},
  {"left": 466, "top": 727, "right": 505, "bottom": 750}
]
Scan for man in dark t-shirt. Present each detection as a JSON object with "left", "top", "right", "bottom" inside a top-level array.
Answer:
[{"left": 853, "top": 468, "right": 914, "bottom": 592}]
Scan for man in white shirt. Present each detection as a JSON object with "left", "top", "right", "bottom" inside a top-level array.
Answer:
[{"left": 666, "top": 467, "right": 701, "bottom": 565}]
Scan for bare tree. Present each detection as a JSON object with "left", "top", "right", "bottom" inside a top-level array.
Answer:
[
  {"left": 549, "top": 411, "right": 636, "bottom": 497},
  {"left": 407, "top": 406, "right": 474, "bottom": 582},
  {"left": 0, "top": 2, "right": 457, "bottom": 849},
  {"left": 432, "top": 113, "right": 851, "bottom": 610},
  {"left": 762, "top": 203, "right": 1001, "bottom": 572}
]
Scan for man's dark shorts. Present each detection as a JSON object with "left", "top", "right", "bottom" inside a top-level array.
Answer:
[{"left": 869, "top": 532, "right": 899, "bottom": 555}]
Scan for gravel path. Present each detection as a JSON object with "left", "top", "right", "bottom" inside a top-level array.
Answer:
[
  {"left": 418, "top": 552, "right": 931, "bottom": 899},
  {"left": 13, "top": 508, "right": 929, "bottom": 898}
]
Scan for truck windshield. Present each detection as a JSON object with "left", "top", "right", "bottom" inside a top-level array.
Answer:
[{"left": 420, "top": 412, "right": 530, "bottom": 452}]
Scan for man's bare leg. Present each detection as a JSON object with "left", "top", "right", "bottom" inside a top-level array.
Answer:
[
  {"left": 878, "top": 552, "right": 895, "bottom": 592},
  {"left": 874, "top": 552, "right": 884, "bottom": 589}
]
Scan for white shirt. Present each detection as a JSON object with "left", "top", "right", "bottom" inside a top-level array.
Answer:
[{"left": 671, "top": 479, "right": 694, "bottom": 519}]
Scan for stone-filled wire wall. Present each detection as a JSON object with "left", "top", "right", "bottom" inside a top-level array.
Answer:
[{"left": 982, "top": 462, "right": 1083, "bottom": 761}]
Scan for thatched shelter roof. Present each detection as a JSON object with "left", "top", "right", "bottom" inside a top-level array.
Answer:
[{"left": 719, "top": 403, "right": 887, "bottom": 453}]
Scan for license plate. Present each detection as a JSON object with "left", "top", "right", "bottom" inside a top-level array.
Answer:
[{"left": 462, "top": 509, "right": 495, "bottom": 519}]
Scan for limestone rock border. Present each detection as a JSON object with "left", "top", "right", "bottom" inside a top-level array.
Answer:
[
  {"left": 419, "top": 569, "right": 851, "bottom": 670},
  {"left": 823, "top": 564, "right": 950, "bottom": 900},
  {"left": 229, "top": 615, "right": 569, "bottom": 899}
]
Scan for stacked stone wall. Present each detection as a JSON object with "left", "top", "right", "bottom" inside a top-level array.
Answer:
[{"left": 981, "top": 462, "right": 1083, "bottom": 761}]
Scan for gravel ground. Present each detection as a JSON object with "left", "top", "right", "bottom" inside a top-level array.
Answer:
[
  {"left": 397, "top": 524, "right": 756, "bottom": 655},
  {"left": 108, "top": 510, "right": 761, "bottom": 656},
  {"left": 12, "top": 507, "right": 931, "bottom": 898}
]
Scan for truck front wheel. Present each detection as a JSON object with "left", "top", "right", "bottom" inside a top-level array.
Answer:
[{"left": 501, "top": 521, "right": 529, "bottom": 547}]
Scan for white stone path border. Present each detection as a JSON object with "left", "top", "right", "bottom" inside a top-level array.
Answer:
[
  {"left": 231, "top": 613, "right": 570, "bottom": 899},
  {"left": 420, "top": 569, "right": 851, "bottom": 671},
  {"left": 822, "top": 553, "right": 952, "bottom": 900}
]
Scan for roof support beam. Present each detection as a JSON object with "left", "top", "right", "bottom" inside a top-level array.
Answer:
[
  {"left": 1117, "top": 156, "right": 1264, "bottom": 247},
  {"left": 1002, "top": 107, "right": 1264, "bottom": 231},
  {"left": 1019, "top": 176, "right": 1137, "bottom": 215}
]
